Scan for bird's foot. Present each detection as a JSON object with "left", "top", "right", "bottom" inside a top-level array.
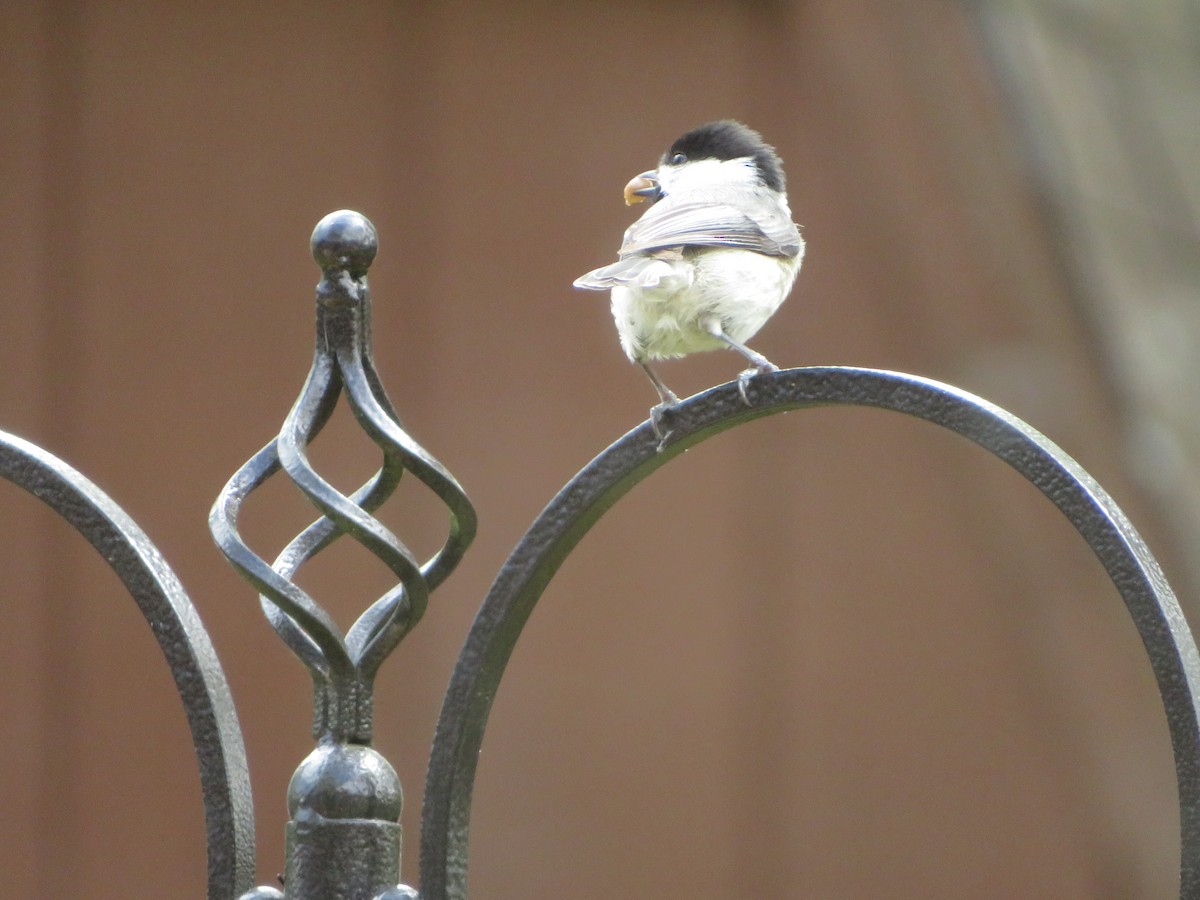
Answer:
[
  {"left": 736, "top": 361, "right": 779, "bottom": 405},
  {"left": 649, "top": 399, "right": 678, "bottom": 451}
]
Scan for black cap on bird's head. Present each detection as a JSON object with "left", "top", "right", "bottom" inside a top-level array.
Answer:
[
  {"left": 621, "top": 120, "right": 789, "bottom": 206},
  {"left": 662, "top": 120, "right": 787, "bottom": 193}
]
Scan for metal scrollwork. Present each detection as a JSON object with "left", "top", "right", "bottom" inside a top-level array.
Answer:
[
  {"left": 210, "top": 209, "right": 476, "bottom": 745},
  {"left": 210, "top": 210, "right": 476, "bottom": 900}
]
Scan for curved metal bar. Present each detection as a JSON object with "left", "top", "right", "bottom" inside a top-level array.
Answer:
[
  {"left": 279, "top": 364, "right": 427, "bottom": 610},
  {"left": 209, "top": 436, "right": 353, "bottom": 681},
  {"left": 420, "top": 366, "right": 1200, "bottom": 899},
  {"left": 338, "top": 348, "right": 477, "bottom": 677},
  {"left": 340, "top": 347, "right": 477, "bottom": 596},
  {"left": 225, "top": 354, "right": 352, "bottom": 677},
  {"left": 0, "top": 429, "right": 255, "bottom": 900},
  {"left": 274, "top": 463, "right": 404, "bottom": 661}
]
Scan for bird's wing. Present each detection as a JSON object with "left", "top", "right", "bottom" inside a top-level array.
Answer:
[
  {"left": 573, "top": 254, "right": 688, "bottom": 291},
  {"left": 619, "top": 196, "right": 802, "bottom": 259}
]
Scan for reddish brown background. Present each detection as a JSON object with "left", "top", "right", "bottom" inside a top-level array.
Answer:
[{"left": 0, "top": 2, "right": 1187, "bottom": 897}]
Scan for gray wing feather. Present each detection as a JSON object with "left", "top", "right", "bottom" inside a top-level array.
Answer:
[
  {"left": 620, "top": 196, "right": 801, "bottom": 259},
  {"left": 573, "top": 257, "right": 659, "bottom": 290}
]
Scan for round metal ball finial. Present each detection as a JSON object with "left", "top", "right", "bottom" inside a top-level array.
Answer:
[
  {"left": 311, "top": 209, "right": 378, "bottom": 276},
  {"left": 287, "top": 742, "right": 403, "bottom": 822}
]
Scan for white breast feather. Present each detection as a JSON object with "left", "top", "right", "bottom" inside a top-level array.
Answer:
[{"left": 611, "top": 247, "right": 801, "bottom": 362}]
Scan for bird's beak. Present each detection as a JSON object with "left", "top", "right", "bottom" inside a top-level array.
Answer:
[{"left": 623, "top": 170, "right": 662, "bottom": 206}]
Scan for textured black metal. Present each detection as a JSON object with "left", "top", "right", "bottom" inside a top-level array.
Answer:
[
  {"left": 283, "top": 742, "right": 405, "bottom": 899},
  {"left": 210, "top": 209, "right": 477, "bottom": 745},
  {"left": 0, "top": 429, "right": 255, "bottom": 900},
  {"left": 419, "top": 366, "right": 1200, "bottom": 899},
  {"left": 211, "top": 210, "right": 477, "bottom": 900}
]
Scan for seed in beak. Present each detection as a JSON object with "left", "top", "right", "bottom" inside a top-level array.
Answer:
[{"left": 623, "top": 174, "right": 660, "bottom": 206}]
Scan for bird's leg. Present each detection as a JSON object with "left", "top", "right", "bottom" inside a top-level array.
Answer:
[
  {"left": 701, "top": 319, "right": 778, "bottom": 405},
  {"left": 640, "top": 361, "right": 680, "bottom": 444},
  {"left": 641, "top": 361, "right": 680, "bottom": 405}
]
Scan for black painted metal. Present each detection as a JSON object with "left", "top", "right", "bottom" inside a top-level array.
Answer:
[
  {"left": 3, "top": 209, "right": 1197, "bottom": 898},
  {"left": 210, "top": 210, "right": 476, "bottom": 900},
  {"left": 0, "top": 429, "right": 255, "bottom": 900},
  {"left": 419, "top": 366, "right": 1200, "bottom": 899},
  {"left": 211, "top": 211, "right": 476, "bottom": 747}
]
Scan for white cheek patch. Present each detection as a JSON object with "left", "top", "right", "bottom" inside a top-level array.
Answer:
[{"left": 658, "top": 156, "right": 758, "bottom": 193}]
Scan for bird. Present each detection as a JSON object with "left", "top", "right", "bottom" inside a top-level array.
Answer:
[{"left": 573, "top": 119, "right": 803, "bottom": 437}]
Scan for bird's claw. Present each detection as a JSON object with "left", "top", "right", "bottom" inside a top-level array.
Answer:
[
  {"left": 649, "top": 400, "right": 677, "bottom": 451},
  {"left": 736, "top": 362, "right": 779, "bottom": 405}
]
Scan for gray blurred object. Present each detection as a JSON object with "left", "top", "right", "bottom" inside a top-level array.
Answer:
[{"left": 973, "top": 0, "right": 1200, "bottom": 593}]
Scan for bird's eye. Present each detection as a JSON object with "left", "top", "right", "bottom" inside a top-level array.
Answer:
[{"left": 670, "top": 152, "right": 687, "bottom": 165}]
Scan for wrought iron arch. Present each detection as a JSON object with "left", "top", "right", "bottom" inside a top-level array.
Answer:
[
  {"left": 420, "top": 366, "right": 1200, "bottom": 899},
  {"left": 0, "top": 430, "right": 256, "bottom": 900}
]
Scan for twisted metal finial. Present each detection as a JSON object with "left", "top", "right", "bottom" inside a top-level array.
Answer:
[
  {"left": 211, "top": 210, "right": 475, "bottom": 898},
  {"left": 210, "top": 210, "right": 476, "bottom": 745}
]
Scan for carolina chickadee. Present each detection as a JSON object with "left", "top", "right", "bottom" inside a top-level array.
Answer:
[{"left": 574, "top": 120, "right": 804, "bottom": 433}]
